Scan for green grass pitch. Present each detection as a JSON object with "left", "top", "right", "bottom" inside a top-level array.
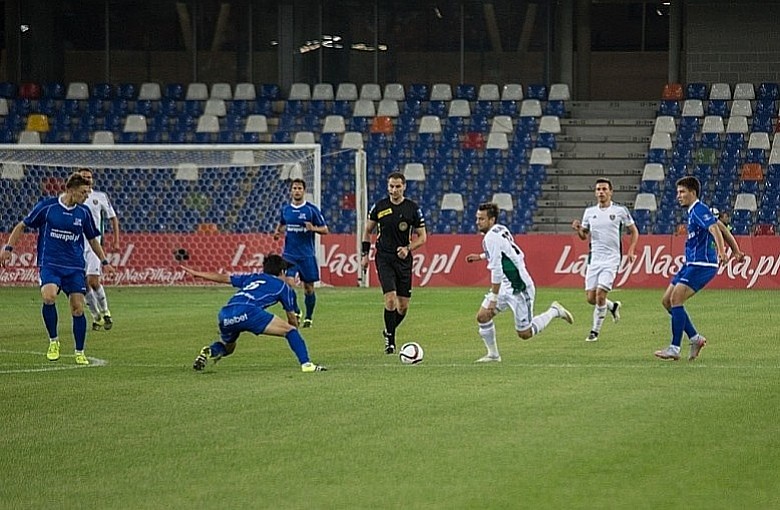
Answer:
[{"left": 1, "top": 286, "right": 779, "bottom": 509}]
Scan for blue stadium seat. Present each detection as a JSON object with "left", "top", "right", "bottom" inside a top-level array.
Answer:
[
  {"left": 272, "top": 130, "right": 292, "bottom": 143},
  {"left": 0, "top": 82, "right": 17, "bottom": 98},
  {"left": 107, "top": 99, "right": 129, "bottom": 116},
  {"left": 164, "top": 83, "right": 185, "bottom": 100},
  {"left": 473, "top": 100, "right": 494, "bottom": 117},
  {"left": 544, "top": 100, "right": 566, "bottom": 116},
  {"left": 35, "top": 98, "right": 58, "bottom": 116},
  {"left": 455, "top": 84, "right": 477, "bottom": 101},
  {"left": 258, "top": 84, "right": 281, "bottom": 100},
  {"left": 755, "top": 99, "right": 778, "bottom": 118},
  {"left": 657, "top": 100, "right": 680, "bottom": 117},
  {"left": 646, "top": 149, "right": 668, "bottom": 164},
  {"left": 745, "top": 148, "right": 766, "bottom": 165},
  {"left": 757, "top": 82, "right": 780, "bottom": 101},
  {"left": 407, "top": 84, "right": 429, "bottom": 101},
  {"left": 117, "top": 83, "right": 137, "bottom": 100},
  {"left": 497, "top": 100, "right": 518, "bottom": 116},
  {"left": 42, "top": 81, "right": 66, "bottom": 100},
  {"left": 699, "top": 132, "right": 721, "bottom": 150},
  {"left": 133, "top": 99, "right": 154, "bottom": 117},
  {"left": 706, "top": 99, "right": 728, "bottom": 117},
  {"left": 685, "top": 82, "right": 708, "bottom": 100},
  {"left": 678, "top": 116, "right": 700, "bottom": 135},
  {"left": 535, "top": 132, "right": 557, "bottom": 150},
  {"left": 90, "top": 82, "right": 113, "bottom": 100},
  {"left": 751, "top": 115, "right": 774, "bottom": 133},
  {"left": 525, "top": 84, "right": 547, "bottom": 100}
]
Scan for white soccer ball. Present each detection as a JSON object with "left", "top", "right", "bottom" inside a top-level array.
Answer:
[{"left": 399, "top": 342, "right": 424, "bottom": 364}]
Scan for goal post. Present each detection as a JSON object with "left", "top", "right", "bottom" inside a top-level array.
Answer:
[{"left": 0, "top": 143, "right": 364, "bottom": 286}]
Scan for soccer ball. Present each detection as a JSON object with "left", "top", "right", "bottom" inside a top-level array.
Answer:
[{"left": 399, "top": 342, "right": 424, "bottom": 364}]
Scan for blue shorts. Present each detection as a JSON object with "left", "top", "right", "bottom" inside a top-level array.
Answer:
[
  {"left": 671, "top": 264, "right": 718, "bottom": 292},
  {"left": 284, "top": 255, "right": 320, "bottom": 283},
  {"left": 217, "top": 304, "right": 274, "bottom": 343},
  {"left": 39, "top": 266, "right": 86, "bottom": 296}
]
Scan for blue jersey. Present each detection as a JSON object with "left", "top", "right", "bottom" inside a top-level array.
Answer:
[
  {"left": 280, "top": 202, "right": 327, "bottom": 260},
  {"left": 684, "top": 200, "right": 719, "bottom": 267},
  {"left": 24, "top": 196, "right": 100, "bottom": 271},
  {"left": 227, "top": 272, "right": 298, "bottom": 312}
]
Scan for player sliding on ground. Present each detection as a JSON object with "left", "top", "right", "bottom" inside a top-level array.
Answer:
[{"left": 182, "top": 254, "right": 326, "bottom": 373}]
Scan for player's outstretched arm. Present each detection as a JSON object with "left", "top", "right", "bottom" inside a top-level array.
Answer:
[{"left": 180, "top": 265, "right": 231, "bottom": 284}]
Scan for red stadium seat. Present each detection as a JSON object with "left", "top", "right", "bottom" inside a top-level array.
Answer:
[
  {"left": 662, "top": 83, "right": 684, "bottom": 101},
  {"left": 462, "top": 132, "right": 485, "bottom": 150},
  {"left": 19, "top": 82, "right": 42, "bottom": 99},
  {"left": 370, "top": 116, "right": 394, "bottom": 134},
  {"left": 740, "top": 163, "right": 764, "bottom": 181}
]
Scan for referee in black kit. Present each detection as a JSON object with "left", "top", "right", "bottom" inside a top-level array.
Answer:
[{"left": 360, "top": 171, "right": 427, "bottom": 354}]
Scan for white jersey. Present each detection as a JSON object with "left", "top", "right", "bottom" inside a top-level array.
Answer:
[
  {"left": 581, "top": 202, "right": 634, "bottom": 266},
  {"left": 83, "top": 190, "right": 117, "bottom": 243},
  {"left": 482, "top": 223, "right": 534, "bottom": 294}
]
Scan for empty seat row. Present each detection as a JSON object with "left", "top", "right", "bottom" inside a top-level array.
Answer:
[{"left": 662, "top": 82, "right": 780, "bottom": 101}]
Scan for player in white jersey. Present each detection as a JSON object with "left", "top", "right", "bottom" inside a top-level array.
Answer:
[
  {"left": 571, "top": 178, "right": 639, "bottom": 342},
  {"left": 79, "top": 169, "right": 120, "bottom": 331},
  {"left": 465, "top": 203, "right": 574, "bottom": 362}
]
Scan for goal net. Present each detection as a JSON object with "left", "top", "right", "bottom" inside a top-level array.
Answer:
[{"left": 0, "top": 143, "right": 363, "bottom": 286}]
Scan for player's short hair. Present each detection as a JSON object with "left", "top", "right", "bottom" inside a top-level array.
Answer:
[
  {"left": 478, "top": 202, "right": 499, "bottom": 219},
  {"left": 595, "top": 178, "right": 613, "bottom": 190},
  {"left": 263, "top": 254, "right": 289, "bottom": 276},
  {"left": 387, "top": 171, "right": 405, "bottom": 183},
  {"left": 78, "top": 167, "right": 93, "bottom": 176},
  {"left": 290, "top": 178, "right": 306, "bottom": 189},
  {"left": 676, "top": 176, "right": 701, "bottom": 196},
  {"left": 65, "top": 172, "right": 91, "bottom": 189}
]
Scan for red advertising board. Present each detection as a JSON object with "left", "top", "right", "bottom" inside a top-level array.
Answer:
[{"left": 2, "top": 233, "right": 780, "bottom": 289}]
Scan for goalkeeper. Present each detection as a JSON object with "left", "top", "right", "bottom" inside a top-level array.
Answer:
[{"left": 182, "top": 254, "right": 326, "bottom": 373}]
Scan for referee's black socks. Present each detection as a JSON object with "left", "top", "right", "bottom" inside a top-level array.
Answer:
[{"left": 384, "top": 308, "right": 397, "bottom": 339}]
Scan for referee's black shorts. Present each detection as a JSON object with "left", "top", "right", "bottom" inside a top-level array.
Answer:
[{"left": 375, "top": 251, "right": 413, "bottom": 297}]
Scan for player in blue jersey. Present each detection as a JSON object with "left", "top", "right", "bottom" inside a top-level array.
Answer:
[
  {"left": 273, "top": 178, "right": 329, "bottom": 328},
  {"left": 654, "top": 176, "right": 744, "bottom": 361},
  {"left": 0, "top": 172, "right": 117, "bottom": 365},
  {"left": 182, "top": 254, "right": 326, "bottom": 373}
]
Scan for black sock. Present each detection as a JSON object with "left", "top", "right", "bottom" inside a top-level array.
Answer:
[
  {"left": 395, "top": 310, "right": 406, "bottom": 328},
  {"left": 384, "top": 308, "right": 396, "bottom": 341}
]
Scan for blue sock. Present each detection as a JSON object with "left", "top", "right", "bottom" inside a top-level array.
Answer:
[
  {"left": 42, "top": 303, "right": 58, "bottom": 339},
  {"left": 304, "top": 293, "right": 316, "bottom": 320},
  {"left": 670, "top": 306, "right": 688, "bottom": 348},
  {"left": 667, "top": 308, "right": 698, "bottom": 339},
  {"left": 73, "top": 314, "right": 87, "bottom": 351},
  {"left": 285, "top": 329, "right": 310, "bottom": 364},
  {"left": 209, "top": 341, "right": 228, "bottom": 358}
]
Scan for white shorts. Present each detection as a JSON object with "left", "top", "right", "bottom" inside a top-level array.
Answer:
[
  {"left": 584, "top": 262, "right": 617, "bottom": 292},
  {"left": 481, "top": 286, "right": 536, "bottom": 332},
  {"left": 84, "top": 247, "right": 102, "bottom": 277}
]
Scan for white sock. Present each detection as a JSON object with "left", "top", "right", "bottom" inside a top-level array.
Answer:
[
  {"left": 478, "top": 320, "right": 499, "bottom": 357},
  {"left": 531, "top": 308, "right": 558, "bottom": 336},
  {"left": 85, "top": 289, "right": 100, "bottom": 320},
  {"left": 592, "top": 305, "right": 607, "bottom": 333},
  {"left": 95, "top": 285, "right": 109, "bottom": 314}
]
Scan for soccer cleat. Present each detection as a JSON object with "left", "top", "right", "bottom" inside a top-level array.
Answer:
[
  {"left": 610, "top": 301, "right": 622, "bottom": 323},
  {"left": 102, "top": 313, "right": 113, "bottom": 331},
  {"left": 586, "top": 331, "right": 599, "bottom": 342},
  {"left": 74, "top": 352, "right": 90, "bottom": 365},
  {"left": 475, "top": 354, "right": 502, "bottom": 363},
  {"left": 302, "top": 318, "right": 313, "bottom": 328},
  {"left": 92, "top": 317, "right": 104, "bottom": 331},
  {"left": 654, "top": 346, "right": 681, "bottom": 361},
  {"left": 550, "top": 301, "right": 574, "bottom": 324},
  {"left": 383, "top": 330, "right": 396, "bottom": 355},
  {"left": 46, "top": 340, "right": 60, "bottom": 362},
  {"left": 301, "top": 362, "right": 327, "bottom": 372},
  {"left": 688, "top": 335, "right": 707, "bottom": 361},
  {"left": 192, "top": 346, "right": 211, "bottom": 371}
]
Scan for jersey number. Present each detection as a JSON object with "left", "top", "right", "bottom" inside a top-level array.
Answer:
[
  {"left": 242, "top": 280, "right": 266, "bottom": 291},
  {"left": 501, "top": 231, "right": 522, "bottom": 255}
]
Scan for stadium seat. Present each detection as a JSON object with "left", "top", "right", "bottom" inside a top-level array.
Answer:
[
  {"left": 138, "top": 82, "right": 162, "bottom": 100},
  {"left": 548, "top": 83, "right": 570, "bottom": 101},
  {"left": 685, "top": 83, "right": 708, "bottom": 100},
  {"left": 642, "top": 162, "right": 665, "bottom": 181},
  {"left": 0, "top": 82, "right": 16, "bottom": 99},
  {"left": 758, "top": 82, "right": 780, "bottom": 101},
  {"left": 41, "top": 81, "right": 65, "bottom": 100},
  {"left": 418, "top": 116, "right": 442, "bottom": 134},
  {"left": 731, "top": 100, "right": 753, "bottom": 117},
  {"left": 164, "top": 83, "right": 185, "bottom": 100},
  {"left": 709, "top": 83, "right": 732, "bottom": 100},
  {"left": 726, "top": 116, "right": 749, "bottom": 133},
  {"left": 123, "top": 114, "right": 148, "bottom": 133},
  {"left": 486, "top": 132, "right": 509, "bottom": 150},
  {"left": 501, "top": 84, "right": 523, "bottom": 101},
  {"left": 733, "top": 83, "right": 755, "bottom": 100},
  {"left": 293, "top": 131, "right": 315, "bottom": 144},
  {"left": 654, "top": 115, "right": 676, "bottom": 134},
  {"left": 430, "top": 83, "right": 453, "bottom": 101},
  {"left": 210, "top": 83, "right": 232, "bottom": 100},
  {"left": 681, "top": 99, "right": 704, "bottom": 117},
  {"left": 66, "top": 82, "right": 89, "bottom": 100},
  {"left": 25, "top": 114, "right": 49, "bottom": 132},
  {"left": 376, "top": 99, "right": 399, "bottom": 118},
  {"left": 288, "top": 82, "right": 311, "bottom": 100},
  {"left": 383, "top": 83, "right": 405, "bottom": 101},
  {"left": 360, "top": 83, "right": 382, "bottom": 101},
  {"left": 19, "top": 82, "right": 42, "bottom": 100},
  {"left": 741, "top": 162, "right": 764, "bottom": 181},
  {"left": 490, "top": 115, "right": 513, "bottom": 134},
  {"left": 662, "top": 83, "right": 683, "bottom": 100},
  {"left": 701, "top": 115, "right": 725, "bottom": 134},
  {"left": 441, "top": 192, "right": 464, "bottom": 212},
  {"left": 341, "top": 132, "right": 364, "bottom": 149},
  {"left": 309, "top": 83, "right": 333, "bottom": 101},
  {"left": 353, "top": 99, "right": 376, "bottom": 117},
  {"left": 17, "top": 131, "right": 41, "bottom": 144},
  {"left": 525, "top": 84, "right": 547, "bottom": 100},
  {"left": 336, "top": 83, "right": 358, "bottom": 101},
  {"left": 477, "top": 84, "right": 500, "bottom": 101},
  {"left": 650, "top": 132, "right": 672, "bottom": 150},
  {"left": 370, "top": 116, "right": 394, "bottom": 134},
  {"left": 492, "top": 192, "right": 514, "bottom": 211},
  {"left": 204, "top": 99, "right": 227, "bottom": 117},
  {"left": 462, "top": 132, "right": 485, "bottom": 150},
  {"left": 657, "top": 100, "right": 681, "bottom": 117},
  {"left": 90, "top": 82, "right": 113, "bottom": 100},
  {"left": 529, "top": 147, "right": 552, "bottom": 165},
  {"left": 234, "top": 83, "right": 256, "bottom": 101},
  {"left": 734, "top": 193, "right": 758, "bottom": 212},
  {"left": 706, "top": 99, "right": 729, "bottom": 117},
  {"left": 448, "top": 99, "right": 471, "bottom": 118},
  {"left": 322, "top": 115, "right": 347, "bottom": 134},
  {"left": 634, "top": 193, "right": 658, "bottom": 212},
  {"left": 258, "top": 83, "right": 281, "bottom": 100},
  {"left": 519, "top": 99, "right": 542, "bottom": 117},
  {"left": 454, "top": 84, "right": 476, "bottom": 101},
  {"left": 185, "top": 83, "right": 209, "bottom": 100},
  {"left": 196, "top": 114, "right": 220, "bottom": 133},
  {"left": 1, "top": 97, "right": 13, "bottom": 115},
  {"left": 404, "top": 163, "right": 426, "bottom": 181}
]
